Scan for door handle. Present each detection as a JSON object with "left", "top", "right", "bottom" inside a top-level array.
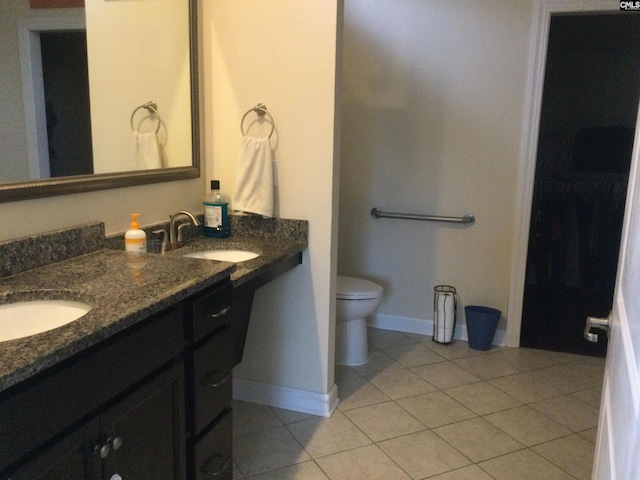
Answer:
[{"left": 584, "top": 313, "right": 612, "bottom": 342}]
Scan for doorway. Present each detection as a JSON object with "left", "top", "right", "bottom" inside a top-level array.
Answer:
[
  {"left": 520, "top": 13, "right": 640, "bottom": 356},
  {"left": 40, "top": 31, "right": 93, "bottom": 177}
]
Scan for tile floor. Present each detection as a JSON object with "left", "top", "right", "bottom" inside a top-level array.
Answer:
[{"left": 232, "top": 328, "right": 605, "bottom": 479}]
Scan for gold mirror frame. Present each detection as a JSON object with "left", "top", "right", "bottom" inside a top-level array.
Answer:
[{"left": 0, "top": 0, "right": 200, "bottom": 203}]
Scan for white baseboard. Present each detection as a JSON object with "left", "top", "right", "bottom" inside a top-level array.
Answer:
[
  {"left": 233, "top": 377, "right": 339, "bottom": 418},
  {"left": 368, "top": 312, "right": 507, "bottom": 346}
]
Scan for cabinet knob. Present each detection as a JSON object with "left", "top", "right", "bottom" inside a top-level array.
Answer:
[
  {"left": 95, "top": 437, "right": 123, "bottom": 459},
  {"left": 110, "top": 475, "right": 123, "bottom": 480},
  {"left": 110, "top": 436, "right": 123, "bottom": 451},
  {"left": 96, "top": 443, "right": 110, "bottom": 459}
]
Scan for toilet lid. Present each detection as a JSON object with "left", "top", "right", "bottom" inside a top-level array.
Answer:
[{"left": 337, "top": 276, "right": 383, "bottom": 300}]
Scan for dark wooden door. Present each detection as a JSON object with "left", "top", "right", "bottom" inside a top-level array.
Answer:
[
  {"left": 7, "top": 419, "right": 101, "bottom": 480},
  {"left": 101, "top": 364, "right": 186, "bottom": 480}
]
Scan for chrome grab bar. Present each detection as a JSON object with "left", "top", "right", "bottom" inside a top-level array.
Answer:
[{"left": 370, "top": 207, "right": 475, "bottom": 226}]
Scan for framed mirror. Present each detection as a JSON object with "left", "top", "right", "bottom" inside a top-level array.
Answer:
[{"left": 0, "top": 0, "right": 200, "bottom": 203}]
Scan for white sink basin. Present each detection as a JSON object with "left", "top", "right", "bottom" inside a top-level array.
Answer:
[
  {"left": 184, "top": 250, "right": 260, "bottom": 262},
  {"left": 0, "top": 300, "right": 92, "bottom": 342}
]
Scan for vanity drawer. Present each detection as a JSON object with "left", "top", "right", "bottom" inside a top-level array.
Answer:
[
  {"left": 192, "top": 324, "right": 233, "bottom": 434},
  {"left": 194, "top": 410, "right": 232, "bottom": 480},
  {"left": 188, "top": 281, "right": 232, "bottom": 342}
]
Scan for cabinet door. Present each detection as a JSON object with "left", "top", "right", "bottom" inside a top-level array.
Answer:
[
  {"left": 5, "top": 418, "right": 101, "bottom": 480},
  {"left": 101, "top": 363, "right": 185, "bottom": 480}
]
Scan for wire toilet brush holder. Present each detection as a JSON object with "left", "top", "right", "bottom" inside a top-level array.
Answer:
[{"left": 433, "top": 285, "right": 457, "bottom": 344}]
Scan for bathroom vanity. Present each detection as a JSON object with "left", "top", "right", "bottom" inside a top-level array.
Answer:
[{"left": 0, "top": 217, "right": 307, "bottom": 479}]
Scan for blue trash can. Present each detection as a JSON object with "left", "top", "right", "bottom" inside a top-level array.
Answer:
[{"left": 465, "top": 306, "right": 501, "bottom": 351}]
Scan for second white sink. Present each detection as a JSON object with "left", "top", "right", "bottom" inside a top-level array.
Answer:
[
  {"left": 0, "top": 300, "right": 92, "bottom": 342},
  {"left": 184, "top": 250, "right": 260, "bottom": 262}
]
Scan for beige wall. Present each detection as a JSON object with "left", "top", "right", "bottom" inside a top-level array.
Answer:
[
  {"left": 339, "top": 0, "right": 533, "bottom": 333},
  {"left": 204, "top": 0, "right": 341, "bottom": 396}
]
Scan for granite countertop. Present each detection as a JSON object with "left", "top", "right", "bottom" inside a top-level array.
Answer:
[
  {"left": 0, "top": 232, "right": 307, "bottom": 394},
  {"left": 165, "top": 235, "right": 307, "bottom": 288},
  {"left": 0, "top": 250, "right": 233, "bottom": 393}
]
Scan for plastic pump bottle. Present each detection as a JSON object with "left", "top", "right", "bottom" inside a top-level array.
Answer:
[
  {"left": 203, "top": 180, "right": 230, "bottom": 238},
  {"left": 125, "top": 213, "right": 147, "bottom": 253}
]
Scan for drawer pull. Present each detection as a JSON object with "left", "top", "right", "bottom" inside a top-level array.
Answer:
[
  {"left": 210, "top": 306, "right": 231, "bottom": 319},
  {"left": 201, "top": 370, "right": 231, "bottom": 388},
  {"left": 202, "top": 453, "right": 232, "bottom": 477}
]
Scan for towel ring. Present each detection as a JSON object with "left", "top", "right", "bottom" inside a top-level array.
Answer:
[
  {"left": 240, "top": 103, "right": 275, "bottom": 138},
  {"left": 130, "top": 101, "right": 161, "bottom": 134}
]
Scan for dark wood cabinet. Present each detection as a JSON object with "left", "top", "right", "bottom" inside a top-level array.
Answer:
[
  {"left": 100, "top": 363, "right": 185, "bottom": 480},
  {"left": 1, "top": 279, "right": 233, "bottom": 480},
  {"left": 8, "top": 364, "right": 184, "bottom": 480},
  {"left": 185, "top": 281, "right": 233, "bottom": 480}
]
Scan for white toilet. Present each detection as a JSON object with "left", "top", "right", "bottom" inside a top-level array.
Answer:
[{"left": 335, "top": 275, "right": 384, "bottom": 366}]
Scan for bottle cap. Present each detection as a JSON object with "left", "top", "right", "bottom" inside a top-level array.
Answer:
[
  {"left": 130, "top": 213, "right": 140, "bottom": 229},
  {"left": 211, "top": 180, "right": 220, "bottom": 190}
]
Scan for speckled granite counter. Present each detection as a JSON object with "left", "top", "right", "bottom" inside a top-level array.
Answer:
[
  {"left": 165, "top": 235, "right": 306, "bottom": 288},
  {"left": 0, "top": 250, "right": 234, "bottom": 392},
  {"left": 0, "top": 215, "right": 308, "bottom": 393}
]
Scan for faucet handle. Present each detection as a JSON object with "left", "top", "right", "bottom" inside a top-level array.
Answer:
[
  {"left": 151, "top": 228, "right": 168, "bottom": 254},
  {"left": 177, "top": 222, "right": 196, "bottom": 244}
]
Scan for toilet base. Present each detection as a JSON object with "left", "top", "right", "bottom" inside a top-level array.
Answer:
[{"left": 335, "top": 316, "right": 369, "bottom": 366}]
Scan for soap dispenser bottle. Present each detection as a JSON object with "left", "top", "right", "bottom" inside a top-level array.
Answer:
[
  {"left": 125, "top": 213, "right": 147, "bottom": 253},
  {"left": 203, "top": 180, "right": 230, "bottom": 238}
]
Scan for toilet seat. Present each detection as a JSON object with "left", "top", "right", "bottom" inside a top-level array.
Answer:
[{"left": 337, "top": 276, "right": 383, "bottom": 300}]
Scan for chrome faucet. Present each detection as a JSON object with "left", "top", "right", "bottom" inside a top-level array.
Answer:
[{"left": 169, "top": 210, "right": 201, "bottom": 248}]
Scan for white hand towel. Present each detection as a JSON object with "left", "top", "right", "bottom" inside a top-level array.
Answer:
[
  {"left": 132, "top": 132, "right": 163, "bottom": 169},
  {"left": 232, "top": 136, "right": 273, "bottom": 217}
]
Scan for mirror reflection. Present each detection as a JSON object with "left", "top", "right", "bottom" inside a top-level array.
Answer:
[{"left": 0, "top": 0, "right": 196, "bottom": 197}]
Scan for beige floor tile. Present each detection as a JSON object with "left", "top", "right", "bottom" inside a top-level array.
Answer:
[
  {"left": 286, "top": 410, "right": 371, "bottom": 458},
  {"left": 453, "top": 355, "right": 522, "bottom": 380},
  {"left": 422, "top": 339, "right": 487, "bottom": 360},
  {"left": 233, "top": 426, "right": 311, "bottom": 477},
  {"left": 478, "top": 448, "right": 575, "bottom": 479},
  {"left": 378, "top": 430, "right": 471, "bottom": 479},
  {"left": 564, "top": 357, "right": 606, "bottom": 378},
  {"left": 428, "top": 465, "right": 495, "bottom": 479},
  {"left": 383, "top": 343, "right": 447, "bottom": 368},
  {"left": 579, "top": 427, "right": 599, "bottom": 444},
  {"left": 403, "top": 332, "right": 431, "bottom": 343},
  {"left": 487, "top": 347, "right": 559, "bottom": 371},
  {"left": 244, "top": 461, "right": 329, "bottom": 480},
  {"left": 411, "top": 361, "right": 481, "bottom": 389},
  {"left": 571, "top": 385, "right": 603, "bottom": 409},
  {"left": 316, "top": 444, "right": 411, "bottom": 480},
  {"left": 336, "top": 376, "right": 391, "bottom": 411},
  {"left": 368, "top": 368, "right": 438, "bottom": 400},
  {"left": 234, "top": 462, "right": 244, "bottom": 479},
  {"left": 531, "top": 395, "right": 599, "bottom": 432},
  {"left": 344, "top": 401, "right": 426, "bottom": 442},
  {"left": 368, "top": 328, "right": 416, "bottom": 349},
  {"left": 397, "top": 391, "right": 476, "bottom": 428},
  {"left": 334, "top": 364, "right": 362, "bottom": 382},
  {"left": 271, "top": 407, "right": 318, "bottom": 425},
  {"left": 533, "top": 434, "right": 596, "bottom": 480},
  {"left": 536, "top": 349, "right": 587, "bottom": 364},
  {"left": 233, "top": 400, "right": 283, "bottom": 436},
  {"left": 530, "top": 364, "right": 602, "bottom": 393},
  {"left": 434, "top": 417, "right": 524, "bottom": 463},
  {"left": 488, "top": 371, "right": 564, "bottom": 404},
  {"left": 484, "top": 405, "right": 571, "bottom": 446},
  {"left": 352, "top": 350, "right": 405, "bottom": 379},
  {"left": 444, "top": 382, "right": 522, "bottom": 415}
]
